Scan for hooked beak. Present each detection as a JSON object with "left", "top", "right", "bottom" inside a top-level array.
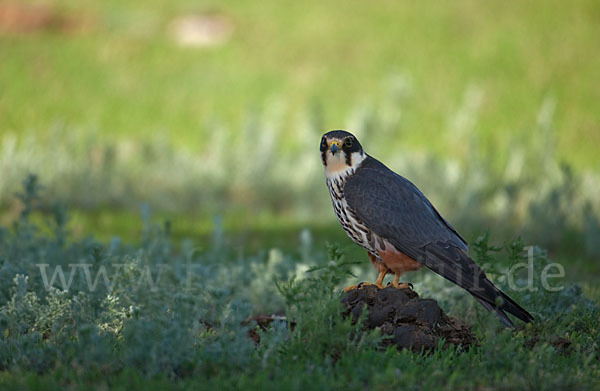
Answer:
[{"left": 329, "top": 141, "right": 341, "bottom": 155}]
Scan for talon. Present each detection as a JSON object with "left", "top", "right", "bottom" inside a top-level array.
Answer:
[
  {"left": 391, "top": 274, "right": 413, "bottom": 290},
  {"left": 345, "top": 269, "right": 389, "bottom": 292},
  {"left": 344, "top": 281, "right": 386, "bottom": 291},
  {"left": 343, "top": 282, "right": 370, "bottom": 292},
  {"left": 359, "top": 282, "right": 381, "bottom": 289}
]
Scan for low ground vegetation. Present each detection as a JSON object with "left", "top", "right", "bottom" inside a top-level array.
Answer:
[{"left": 0, "top": 179, "right": 598, "bottom": 390}]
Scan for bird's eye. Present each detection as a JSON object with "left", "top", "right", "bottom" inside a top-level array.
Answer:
[
  {"left": 344, "top": 138, "right": 353, "bottom": 148},
  {"left": 320, "top": 138, "right": 327, "bottom": 150}
]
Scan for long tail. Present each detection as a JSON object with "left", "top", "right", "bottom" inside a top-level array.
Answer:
[
  {"left": 422, "top": 243, "right": 534, "bottom": 328},
  {"left": 472, "top": 286, "right": 534, "bottom": 328}
]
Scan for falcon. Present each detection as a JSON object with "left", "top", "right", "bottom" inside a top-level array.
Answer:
[{"left": 320, "top": 130, "right": 533, "bottom": 327}]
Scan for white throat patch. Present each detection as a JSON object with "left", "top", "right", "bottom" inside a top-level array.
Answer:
[{"left": 324, "top": 150, "right": 366, "bottom": 180}]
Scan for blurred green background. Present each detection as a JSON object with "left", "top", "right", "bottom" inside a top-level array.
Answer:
[{"left": 1, "top": 0, "right": 599, "bottom": 275}]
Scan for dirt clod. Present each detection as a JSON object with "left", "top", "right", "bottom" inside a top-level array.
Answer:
[
  {"left": 0, "top": 3, "right": 83, "bottom": 34},
  {"left": 342, "top": 285, "right": 476, "bottom": 352}
]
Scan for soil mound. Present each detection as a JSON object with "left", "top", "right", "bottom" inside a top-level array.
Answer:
[{"left": 342, "top": 285, "right": 476, "bottom": 351}]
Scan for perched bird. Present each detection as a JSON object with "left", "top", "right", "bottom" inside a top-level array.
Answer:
[{"left": 320, "top": 130, "right": 533, "bottom": 327}]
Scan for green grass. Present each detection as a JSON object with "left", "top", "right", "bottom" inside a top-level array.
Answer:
[
  {"left": 0, "top": 184, "right": 599, "bottom": 390},
  {"left": 58, "top": 207, "right": 600, "bottom": 280},
  {"left": 2, "top": 1, "right": 600, "bottom": 257},
  {"left": 2, "top": 1, "right": 600, "bottom": 263},
  {"left": 1, "top": 0, "right": 599, "bottom": 169}
]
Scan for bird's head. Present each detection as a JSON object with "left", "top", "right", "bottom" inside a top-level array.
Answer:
[{"left": 320, "top": 130, "right": 366, "bottom": 178}]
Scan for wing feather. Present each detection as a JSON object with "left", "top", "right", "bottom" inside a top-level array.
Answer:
[
  {"left": 344, "top": 159, "right": 533, "bottom": 326},
  {"left": 343, "top": 163, "right": 467, "bottom": 255}
]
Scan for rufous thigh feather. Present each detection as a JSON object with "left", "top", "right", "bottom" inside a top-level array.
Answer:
[
  {"left": 377, "top": 248, "right": 421, "bottom": 276},
  {"left": 368, "top": 252, "right": 391, "bottom": 274}
]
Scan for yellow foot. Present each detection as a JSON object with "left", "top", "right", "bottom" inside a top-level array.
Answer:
[
  {"left": 390, "top": 281, "right": 413, "bottom": 290},
  {"left": 343, "top": 282, "right": 384, "bottom": 292},
  {"left": 390, "top": 274, "right": 413, "bottom": 290},
  {"left": 358, "top": 282, "right": 385, "bottom": 289}
]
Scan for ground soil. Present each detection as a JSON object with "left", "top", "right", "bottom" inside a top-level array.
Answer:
[{"left": 341, "top": 285, "right": 477, "bottom": 351}]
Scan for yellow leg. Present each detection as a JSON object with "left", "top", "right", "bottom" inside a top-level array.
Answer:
[{"left": 374, "top": 270, "right": 386, "bottom": 288}]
